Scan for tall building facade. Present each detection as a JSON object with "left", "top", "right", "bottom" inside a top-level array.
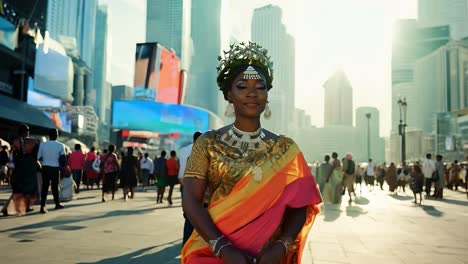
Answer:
[
  {"left": 418, "top": 0, "right": 468, "bottom": 40},
  {"left": 46, "top": 0, "right": 97, "bottom": 68},
  {"left": 251, "top": 5, "right": 295, "bottom": 135},
  {"left": 391, "top": 21, "right": 450, "bottom": 133},
  {"left": 184, "top": 0, "right": 221, "bottom": 114},
  {"left": 93, "top": 5, "right": 111, "bottom": 143},
  {"left": 146, "top": 0, "right": 191, "bottom": 70},
  {"left": 323, "top": 69, "right": 353, "bottom": 127}
]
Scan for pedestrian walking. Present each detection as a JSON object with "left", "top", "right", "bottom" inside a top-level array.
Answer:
[
  {"left": 37, "top": 128, "right": 66, "bottom": 214},
  {"left": 84, "top": 147, "right": 99, "bottom": 189},
  {"left": 434, "top": 155, "right": 445, "bottom": 199},
  {"left": 154, "top": 150, "right": 168, "bottom": 203},
  {"left": 1, "top": 124, "right": 39, "bottom": 216},
  {"left": 101, "top": 145, "right": 119, "bottom": 202},
  {"left": 324, "top": 152, "right": 343, "bottom": 204},
  {"left": 166, "top": 150, "right": 179, "bottom": 205},
  {"left": 366, "top": 159, "right": 375, "bottom": 191},
  {"left": 410, "top": 164, "right": 424, "bottom": 205},
  {"left": 139, "top": 153, "right": 153, "bottom": 192},
  {"left": 385, "top": 162, "right": 398, "bottom": 193},
  {"left": 68, "top": 144, "right": 85, "bottom": 193},
  {"left": 422, "top": 153, "right": 436, "bottom": 196},
  {"left": 342, "top": 153, "right": 356, "bottom": 202},
  {"left": 377, "top": 163, "right": 386, "bottom": 190},
  {"left": 317, "top": 155, "right": 331, "bottom": 194},
  {"left": 120, "top": 147, "right": 139, "bottom": 200}
]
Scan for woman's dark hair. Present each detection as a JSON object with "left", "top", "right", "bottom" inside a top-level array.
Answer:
[
  {"left": 108, "top": 144, "right": 115, "bottom": 152},
  {"left": 75, "top": 144, "right": 81, "bottom": 151},
  {"left": 18, "top": 124, "right": 29, "bottom": 135},
  {"left": 127, "top": 147, "right": 134, "bottom": 155}
]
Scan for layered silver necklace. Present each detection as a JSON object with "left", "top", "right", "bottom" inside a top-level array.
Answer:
[{"left": 222, "top": 124, "right": 266, "bottom": 155}]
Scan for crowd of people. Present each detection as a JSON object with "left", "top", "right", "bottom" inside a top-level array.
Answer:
[
  {"left": 315, "top": 152, "right": 468, "bottom": 205},
  {"left": 7, "top": 41, "right": 468, "bottom": 263},
  {"left": 0, "top": 125, "right": 193, "bottom": 216}
]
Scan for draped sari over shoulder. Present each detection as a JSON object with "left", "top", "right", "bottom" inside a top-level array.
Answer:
[{"left": 182, "top": 131, "right": 322, "bottom": 264}]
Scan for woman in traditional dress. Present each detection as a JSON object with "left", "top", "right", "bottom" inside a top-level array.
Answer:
[
  {"left": 120, "top": 147, "right": 139, "bottom": 201},
  {"left": 410, "top": 164, "right": 424, "bottom": 205},
  {"left": 323, "top": 152, "right": 342, "bottom": 204},
  {"left": 181, "top": 42, "right": 322, "bottom": 264},
  {"left": 84, "top": 147, "right": 99, "bottom": 189},
  {"left": 385, "top": 162, "right": 398, "bottom": 194},
  {"left": 101, "top": 145, "right": 119, "bottom": 202},
  {"left": 1, "top": 124, "right": 39, "bottom": 216}
]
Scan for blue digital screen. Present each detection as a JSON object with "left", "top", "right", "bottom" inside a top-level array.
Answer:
[{"left": 112, "top": 100, "right": 209, "bottom": 134}]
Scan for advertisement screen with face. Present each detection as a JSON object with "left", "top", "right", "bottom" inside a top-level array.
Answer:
[
  {"left": 133, "top": 43, "right": 181, "bottom": 103},
  {"left": 157, "top": 47, "right": 181, "bottom": 104},
  {"left": 134, "top": 43, "right": 159, "bottom": 100}
]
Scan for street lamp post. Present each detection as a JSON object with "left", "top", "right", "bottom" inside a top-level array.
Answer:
[
  {"left": 397, "top": 98, "right": 407, "bottom": 164},
  {"left": 365, "top": 113, "right": 371, "bottom": 160}
]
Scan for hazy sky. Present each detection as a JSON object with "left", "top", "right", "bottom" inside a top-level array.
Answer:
[{"left": 100, "top": 0, "right": 418, "bottom": 137}]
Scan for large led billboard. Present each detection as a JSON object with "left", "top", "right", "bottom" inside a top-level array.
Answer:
[
  {"left": 34, "top": 38, "right": 74, "bottom": 102},
  {"left": 27, "top": 85, "right": 72, "bottom": 133},
  {"left": 0, "top": 16, "right": 16, "bottom": 50},
  {"left": 134, "top": 43, "right": 181, "bottom": 103},
  {"left": 112, "top": 100, "right": 208, "bottom": 134}
]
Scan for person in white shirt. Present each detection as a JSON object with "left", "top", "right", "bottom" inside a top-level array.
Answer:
[
  {"left": 37, "top": 129, "right": 66, "bottom": 214},
  {"left": 422, "top": 153, "right": 436, "bottom": 196},
  {"left": 179, "top": 131, "right": 202, "bottom": 246},
  {"left": 366, "top": 159, "right": 375, "bottom": 191},
  {"left": 139, "top": 153, "right": 153, "bottom": 191}
]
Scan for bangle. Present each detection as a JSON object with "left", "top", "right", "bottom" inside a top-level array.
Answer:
[
  {"left": 215, "top": 241, "right": 232, "bottom": 257},
  {"left": 275, "top": 239, "right": 292, "bottom": 255},
  {"left": 209, "top": 235, "right": 224, "bottom": 253}
]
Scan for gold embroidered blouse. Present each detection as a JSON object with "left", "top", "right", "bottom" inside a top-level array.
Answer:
[{"left": 183, "top": 130, "right": 295, "bottom": 203}]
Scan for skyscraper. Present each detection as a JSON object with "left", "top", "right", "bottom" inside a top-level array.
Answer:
[
  {"left": 93, "top": 5, "right": 111, "bottom": 143},
  {"left": 418, "top": 0, "right": 468, "bottom": 40},
  {"left": 184, "top": 0, "right": 221, "bottom": 114},
  {"left": 251, "top": 5, "right": 295, "bottom": 135},
  {"left": 323, "top": 69, "right": 353, "bottom": 127},
  {"left": 46, "top": 0, "right": 97, "bottom": 68},
  {"left": 146, "top": 0, "right": 191, "bottom": 70}
]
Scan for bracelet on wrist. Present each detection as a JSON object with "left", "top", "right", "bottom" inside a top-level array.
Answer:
[
  {"left": 209, "top": 235, "right": 224, "bottom": 253},
  {"left": 215, "top": 241, "right": 232, "bottom": 257},
  {"left": 275, "top": 237, "right": 294, "bottom": 255},
  {"left": 209, "top": 235, "right": 232, "bottom": 258}
]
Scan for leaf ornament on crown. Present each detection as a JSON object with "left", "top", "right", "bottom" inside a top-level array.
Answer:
[{"left": 216, "top": 42, "right": 274, "bottom": 89}]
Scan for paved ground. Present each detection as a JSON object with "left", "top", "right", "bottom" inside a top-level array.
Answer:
[{"left": 0, "top": 184, "right": 467, "bottom": 264}]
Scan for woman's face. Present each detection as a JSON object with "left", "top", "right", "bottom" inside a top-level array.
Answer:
[{"left": 227, "top": 71, "right": 268, "bottom": 119}]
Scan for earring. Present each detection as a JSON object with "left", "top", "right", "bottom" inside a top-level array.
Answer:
[
  {"left": 225, "top": 103, "right": 235, "bottom": 117},
  {"left": 264, "top": 103, "right": 272, "bottom": 119}
]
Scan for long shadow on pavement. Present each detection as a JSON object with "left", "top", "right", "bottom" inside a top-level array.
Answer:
[
  {"left": 434, "top": 198, "right": 468, "bottom": 206},
  {"left": 354, "top": 196, "right": 370, "bottom": 205},
  {"left": 421, "top": 205, "right": 444, "bottom": 217},
  {"left": 322, "top": 204, "right": 342, "bottom": 222},
  {"left": 78, "top": 240, "right": 182, "bottom": 264},
  {"left": 346, "top": 205, "right": 368, "bottom": 218},
  {"left": 388, "top": 194, "right": 413, "bottom": 201},
  {"left": 1, "top": 207, "right": 161, "bottom": 232}
]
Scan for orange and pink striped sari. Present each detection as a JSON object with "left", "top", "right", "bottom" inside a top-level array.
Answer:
[{"left": 181, "top": 142, "right": 322, "bottom": 263}]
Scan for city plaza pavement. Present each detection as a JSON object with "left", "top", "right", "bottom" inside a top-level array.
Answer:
[{"left": 0, "top": 184, "right": 467, "bottom": 264}]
